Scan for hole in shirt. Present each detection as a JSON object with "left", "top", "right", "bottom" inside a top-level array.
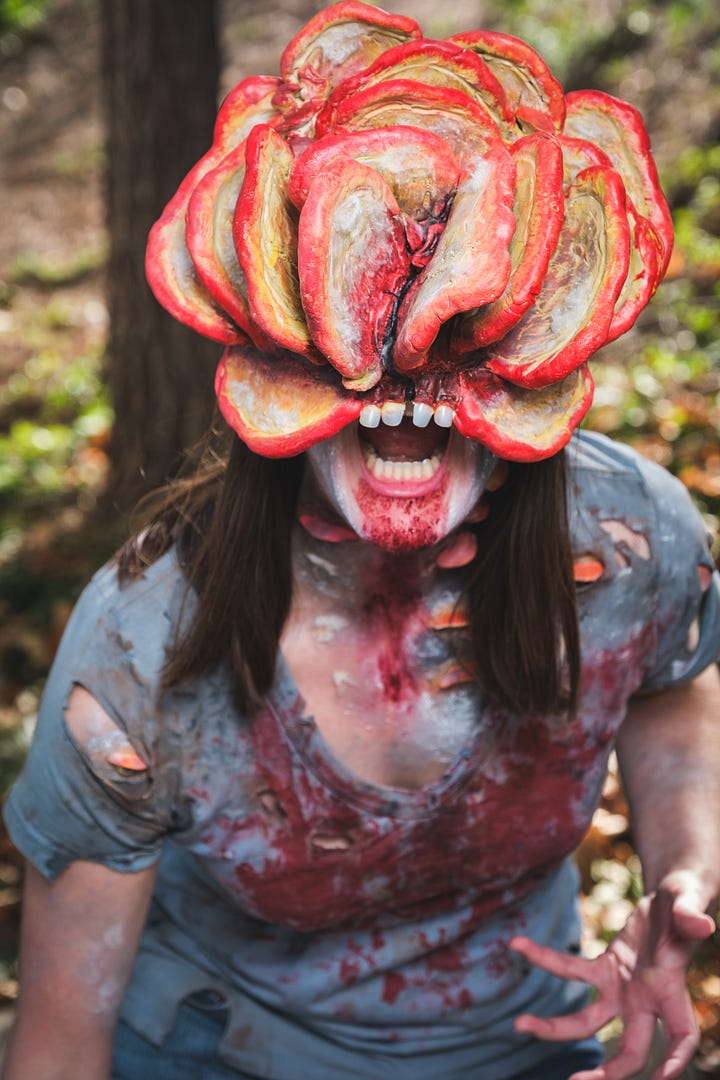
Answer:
[
  {"left": 257, "top": 788, "right": 287, "bottom": 819},
  {"left": 64, "top": 685, "right": 151, "bottom": 796},
  {"left": 687, "top": 617, "right": 700, "bottom": 653},
  {"left": 311, "top": 832, "right": 354, "bottom": 851},
  {"left": 573, "top": 554, "right": 605, "bottom": 584},
  {"left": 698, "top": 564, "right": 713, "bottom": 592},
  {"left": 599, "top": 519, "right": 651, "bottom": 565}
]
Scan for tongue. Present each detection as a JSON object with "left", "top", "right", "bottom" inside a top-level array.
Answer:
[{"left": 361, "top": 416, "right": 448, "bottom": 460}]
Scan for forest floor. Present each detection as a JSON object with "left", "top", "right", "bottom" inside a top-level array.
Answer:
[{"left": 0, "top": 0, "right": 720, "bottom": 1073}]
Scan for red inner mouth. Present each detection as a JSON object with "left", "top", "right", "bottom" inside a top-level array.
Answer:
[{"left": 358, "top": 416, "right": 450, "bottom": 461}]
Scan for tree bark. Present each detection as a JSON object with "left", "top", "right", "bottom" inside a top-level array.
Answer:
[{"left": 102, "top": 0, "right": 221, "bottom": 510}]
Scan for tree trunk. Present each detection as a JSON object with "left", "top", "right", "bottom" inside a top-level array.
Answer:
[{"left": 102, "top": 0, "right": 221, "bottom": 510}]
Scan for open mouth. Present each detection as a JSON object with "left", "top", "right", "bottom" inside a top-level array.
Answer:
[{"left": 358, "top": 406, "right": 451, "bottom": 491}]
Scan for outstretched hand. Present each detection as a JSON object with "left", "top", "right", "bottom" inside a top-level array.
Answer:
[{"left": 511, "top": 871, "right": 716, "bottom": 1080}]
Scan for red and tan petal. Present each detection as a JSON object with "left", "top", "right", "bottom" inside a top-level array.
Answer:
[
  {"left": 216, "top": 345, "right": 361, "bottom": 457},
  {"left": 186, "top": 143, "right": 275, "bottom": 351},
  {"left": 558, "top": 134, "right": 612, "bottom": 183},
  {"left": 233, "top": 125, "right": 319, "bottom": 362},
  {"left": 145, "top": 76, "right": 280, "bottom": 343},
  {"left": 322, "top": 39, "right": 514, "bottom": 133},
  {"left": 278, "top": 1, "right": 421, "bottom": 114},
  {"left": 213, "top": 75, "right": 282, "bottom": 145},
  {"left": 453, "top": 132, "right": 565, "bottom": 354},
  {"left": 486, "top": 165, "right": 630, "bottom": 389},
  {"left": 563, "top": 90, "right": 673, "bottom": 275},
  {"left": 606, "top": 205, "right": 661, "bottom": 342},
  {"left": 454, "top": 364, "right": 595, "bottom": 462},
  {"left": 316, "top": 80, "right": 507, "bottom": 166},
  {"left": 288, "top": 125, "right": 462, "bottom": 217},
  {"left": 146, "top": 168, "right": 242, "bottom": 344},
  {"left": 298, "top": 157, "right": 410, "bottom": 390},
  {"left": 557, "top": 133, "right": 662, "bottom": 340},
  {"left": 448, "top": 30, "right": 565, "bottom": 131},
  {"left": 393, "top": 143, "right": 516, "bottom": 373}
]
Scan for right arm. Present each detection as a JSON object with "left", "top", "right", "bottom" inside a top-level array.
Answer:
[{"left": 2, "top": 858, "right": 157, "bottom": 1080}]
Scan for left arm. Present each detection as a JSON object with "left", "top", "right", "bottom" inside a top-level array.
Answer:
[
  {"left": 616, "top": 663, "right": 720, "bottom": 933},
  {"left": 512, "top": 665, "right": 720, "bottom": 1080}
]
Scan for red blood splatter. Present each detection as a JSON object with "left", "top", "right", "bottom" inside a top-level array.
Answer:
[
  {"left": 193, "top": 638, "right": 650, "bottom": 934},
  {"left": 371, "top": 928, "right": 386, "bottom": 951},
  {"left": 339, "top": 957, "right": 361, "bottom": 985},
  {"left": 381, "top": 972, "right": 407, "bottom": 1004},
  {"left": 355, "top": 477, "right": 447, "bottom": 552},
  {"left": 425, "top": 946, "right": 466, "bottom": 973}
]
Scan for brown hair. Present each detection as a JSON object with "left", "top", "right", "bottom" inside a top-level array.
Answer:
[
  {"left": 119, "top": 428, "right": 579, "bottom": 716},
  {"left": 466, "top": 454, "right": 579, "bottom": 715}
]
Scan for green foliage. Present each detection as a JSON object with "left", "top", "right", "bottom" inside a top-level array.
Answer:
[
  {"left": 0, "top": 347, "right": 112, "bottom": 531},
  {"left": 0, "top": 0, "right": 50, "bottom": 35},
  {"left": 9, "top": 244, "right": 106, "bottom": 288}
]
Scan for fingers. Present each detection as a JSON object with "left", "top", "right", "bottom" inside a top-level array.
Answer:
[
  {"left": 510, "top": 935, "right": 597, "bottom": 983},
  {"left": 515, "top": 995, "right": 615, "bottom": 1042},
  {"left": 651, "top": 982, "right": 699, "bottom": 1080},
  {"left": 651, "top": 1030, "right": 699, "bottom": 1080},
  {"left": 657, "top": 871, "right": 717, "bottom": 942},
  {"left": 600, "top": 1012, "right": 657, "bottom": 1080},
  {"left": 566, "top": 1013, "right": 656, "bottom": 1080},
  {"left": 671, "top": 899, "right": 715, "bottom": 942}
]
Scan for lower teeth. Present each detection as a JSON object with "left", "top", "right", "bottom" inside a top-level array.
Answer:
[{"left": 365, "top": 450, "right": 441, "bottom": 482}]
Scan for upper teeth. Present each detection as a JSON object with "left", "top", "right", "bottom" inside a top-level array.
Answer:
[
  {"left": 381, "top": 401, "right": 405, "bottom": 426},
  {"left": 359, "top": 402, "right": 456, "bottom": 429}
]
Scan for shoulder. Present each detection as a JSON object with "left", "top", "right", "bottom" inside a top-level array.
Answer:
[
  {"left": 567, "top": 430, "right": 703, "bottom": 536},
  {"left": 90, "top": 545, "right": 190, "bottom": 621},
  {"left": 44, "top": 546, "right": 199, "bottom": 730},
  {"left": 80, "top": 547, "right": 195, "bottom": 677},
  {"left": 566, "top": 431, "right": 720, "bottom": 690}
]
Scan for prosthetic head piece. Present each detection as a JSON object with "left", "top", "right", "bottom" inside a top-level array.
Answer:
[{"left": 146, "top": 1, "right": 673, "bottom": 463}]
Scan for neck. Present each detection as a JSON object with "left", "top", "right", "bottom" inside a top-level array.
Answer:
[{"left": 292, "top": 520, "right": 441, "bottom": 614}]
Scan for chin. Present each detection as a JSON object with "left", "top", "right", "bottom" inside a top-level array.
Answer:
[{"left": 306, "top": 414, "right": 496, "bottom": 552}]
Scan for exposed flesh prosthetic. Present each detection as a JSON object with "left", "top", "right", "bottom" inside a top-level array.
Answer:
[
  {"left": 146, "top": 1, "right": 672, "bottom": 464},
  {"left": 305, "top": 416, "right": 497, "bottom": 552}
]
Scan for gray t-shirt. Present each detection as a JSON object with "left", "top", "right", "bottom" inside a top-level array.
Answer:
[{"left": 6, "top": 431, "right": 720, "bottom": 1079}]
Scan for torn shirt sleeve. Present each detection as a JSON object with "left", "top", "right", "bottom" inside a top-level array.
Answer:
[
  {"left": 639, "top": 457, "right": 720, "bottom": 690},
  {"left": 4, "top": 568, "right": 177, "bottom": 881}
]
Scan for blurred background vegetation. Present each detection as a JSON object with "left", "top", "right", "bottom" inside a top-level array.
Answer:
[{"left": 0, "top": 0, "right": 719, "bottom": 1069}]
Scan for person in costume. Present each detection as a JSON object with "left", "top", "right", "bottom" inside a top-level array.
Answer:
[{"left": 4, "top": 5, "right": 720, "bottom": 1079}]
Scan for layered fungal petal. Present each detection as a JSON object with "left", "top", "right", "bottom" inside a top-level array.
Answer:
[
  {"left": 486, "top": 165, "right": 631, "bottom": 388},
  {"left": 393, "top": 143, "right": 517, "bottom": 372},
  {"left": 563, "top": 90, "right": 673, "bottom": 276},
  {"left": 558, "top": 134, "right": 661, "bottom": 340},
  {"left": 453, "top": 132, "right": 565, "bottom": 354},
  {"left": 277, "top": 1, "right": 421, "bottom": 116},
  {"left": 322, "top": 39, "right": 514, "bottom": 133},
  {"left": 297, "top": 157, "right": 410, "bottom": 390},
  {"left": 454, "top": 365, "right": 595, "bottom": 462},
  {"left": 317, "top": 80, "right": 510, "bottom": 165},
  {"left": 558, "top": 134, "right": 612, "bottom": 182},
  {"left": 145, "top": 76, "right": 280, "bottom": 343},
  {"left": 606, "top": 204, "right": 661, "bottom": 342},
  {"left": 186, "top": 143, "right": 273, "bottom": 351},
  {"left": 216, "top": 345, "right": 362, "bottom": 457},
  {"left": 448, "top": 30, "right": 566, "bottom": 131},
  {"left": 233, "top": 125, "right": 320, "bottom": 362},
  {"left": 288, "top": 126, "right": 462, "bottom": 220}
]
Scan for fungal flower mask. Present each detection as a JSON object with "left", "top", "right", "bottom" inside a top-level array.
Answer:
[{"left": 146, "top": 1, "right": 672, "bottom": 462}]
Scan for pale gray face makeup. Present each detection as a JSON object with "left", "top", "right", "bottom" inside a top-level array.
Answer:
[{"left": 305, "top": 419, "right": 497, "bottom": 553}]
